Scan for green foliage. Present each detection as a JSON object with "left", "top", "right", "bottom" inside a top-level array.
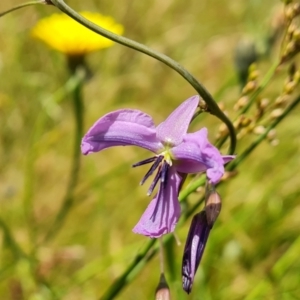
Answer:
[{"left": 0, "top": 0, "right": 300, "bottom": 299}]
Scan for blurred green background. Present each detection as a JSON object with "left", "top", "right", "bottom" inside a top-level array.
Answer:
[{"left": 0, "top": 0, "right": 300, "bottom": 299}]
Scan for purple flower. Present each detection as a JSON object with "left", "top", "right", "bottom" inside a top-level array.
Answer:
[
  {"left": 182, "top": 211, "right": 211, "bottom": 294},
  {"left": 81, "top": 95, "right": 234, "bottom": 238}
]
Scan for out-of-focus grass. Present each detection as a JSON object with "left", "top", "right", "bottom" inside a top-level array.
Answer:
[{"left": 0, "top": 0, "right": 300, "bottom": 299}]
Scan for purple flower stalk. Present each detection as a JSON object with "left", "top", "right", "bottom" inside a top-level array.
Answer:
[
  {"left": 182, "top": 211, "right": 211, "bottom": 294},
  {"left": 81, "top": 95, "right": 234, "bottom": 238}
]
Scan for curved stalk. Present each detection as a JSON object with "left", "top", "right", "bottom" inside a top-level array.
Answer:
[
  {"left": 50, "top": 0, "right": 236, "bottom": 155},
  {"left": 0, "top": 1, "right": 45, "bottom": 18}
]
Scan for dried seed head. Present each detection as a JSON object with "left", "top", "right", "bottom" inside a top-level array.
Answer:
[
  {"left": 270, "top": 108, "right": 283, "bottom": 119},
  {"left": 267, "top": 129, "right": 277, "bottom": 140},
  {"left": 292, "top": 28, "right": 300, "bottom": 42},
  {"left": 284, "top": 80, "right": 297, "bottom": 94},
  {"left": 253, "top": 125, "right": 266, "bottom": 135},
  {"left": 248, "top": 69, "right": 260, "bottom": 81},
  {"left": 242, "top": 81, "right": 257, "bottom": 95},
  {"left": 285, "top": 3, "right": 300, "bottom": 20},
  {"left": 216, "top": 123, "right": 228, "bottom": 139},
  {"left": 198, "top": 98, "right": 208, "bottom": 111},
  {"left": 155, "top": 273, "right": 171, "bottom": 300},
  {"left": 234, "top": 96, "right": 249, "bottom": 111},
  {"left": 233, "top": 115, "right": 251, "bottom": 131},
  {"left": 287, "top": 23, "right": 297, "bottom": 38},
  {"left": 270, "top": 139, "right": 280, "bottom": 146},
  {"left": 281, "top": 41, "right": 298, "bottom": 63},
  {"left": 275, "top": 95, "right": 289, "bottom": 107},
  {"left": 293, "top": 71, "right": 300, "bottom": 83},
  {"left": 259, "top": 98, "right": 270, "bottom": 110},
  {"left": 240, "top": 116, "right": 252, "bottom": 127},
  {"left": 205, "top": 190, "right": 222, "bottom": 226}
]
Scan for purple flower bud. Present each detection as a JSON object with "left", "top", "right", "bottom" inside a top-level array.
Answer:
[
  {"left": 182, "top": 211, "right": 211, "bottom": 294},
  {"left": 205, "top": 190, "right": 222, "bottom": 226}
]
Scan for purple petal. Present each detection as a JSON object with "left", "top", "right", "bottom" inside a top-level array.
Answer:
[
  {"left": 132, "top": 168, "right": 182, "bottom": 238},
  {"left": 81, "top": 109, "right": 163, "bottom": 155},
  {"left": 156, "top": 96, "right": 199, "bottom": 147},
  {"left": 222, "top": 155, "right": 235, "bottom": 164},
  {"left": 172, "top": 128, "right": 234, "bottom": 184}
]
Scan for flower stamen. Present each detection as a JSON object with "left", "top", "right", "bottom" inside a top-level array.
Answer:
[
  {"left": 134, "top": 156, "right": 164, "bottom": 186},
  {"left": 147, "top": 165, "right": 163, "bottom": 196},
  {"left": 132, "top": 156, "right": 157, "bottom": 167},
  {"left": 133, "top": 155, "right": 171, "bottom": 196}
]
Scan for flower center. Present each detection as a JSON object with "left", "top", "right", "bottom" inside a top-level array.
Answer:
[{"left": 132, "top": 150, "right": 173, "bottom": 196}]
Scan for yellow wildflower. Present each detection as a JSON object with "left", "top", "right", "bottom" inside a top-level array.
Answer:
[{"left": 31, "top": 11, "right": 124, "bottom": 56}]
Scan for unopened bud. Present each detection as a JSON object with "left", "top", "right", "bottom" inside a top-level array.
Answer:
[
  {"left": 205, "top": 190, "right": 222, "bottom": 226},
  {"left": 155, "top": 273, "right": 171, "bottom": 300},
  {"left": 182, "top": 211, "right": 211, "bottom": 294}
]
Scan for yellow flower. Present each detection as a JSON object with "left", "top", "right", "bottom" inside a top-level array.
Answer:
[{"left": 31, "top": 11, "right": 124, "bottom": 56}]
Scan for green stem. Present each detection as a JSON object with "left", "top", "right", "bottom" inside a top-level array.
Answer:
[
  {"left": 43, "top": 70, "right": 84, "bottom": 243},
  {"left": 50, "top": 0, "right": 236, "bottom": 155},
  {"left": 0, "top": 1, "right": 45, "bottom": 18},
  {"left": 0, "top": 217, "right": 28, "bottom": 259},
  {"left": 100, "top": 239, "right": 156, "bottom": 300},
  {"left": 97, "top": 93, "right": 300, "bottom": 300}
]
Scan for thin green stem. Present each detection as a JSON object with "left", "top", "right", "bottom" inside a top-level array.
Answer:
[
  {"left": 0, "top": 217, "right": 28, "bottom": 259},
  {"left": 100, "top": 239, "right": 156, "bottom": 300},
  {"left": 50, "top": 0, "right": 236, "bottom": 155},
  {"left": 0, "top": 1, "right": 45, "bottom": 17},
  {"left": 43, "top": 70, "right": 85, "bottom": 243}
]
